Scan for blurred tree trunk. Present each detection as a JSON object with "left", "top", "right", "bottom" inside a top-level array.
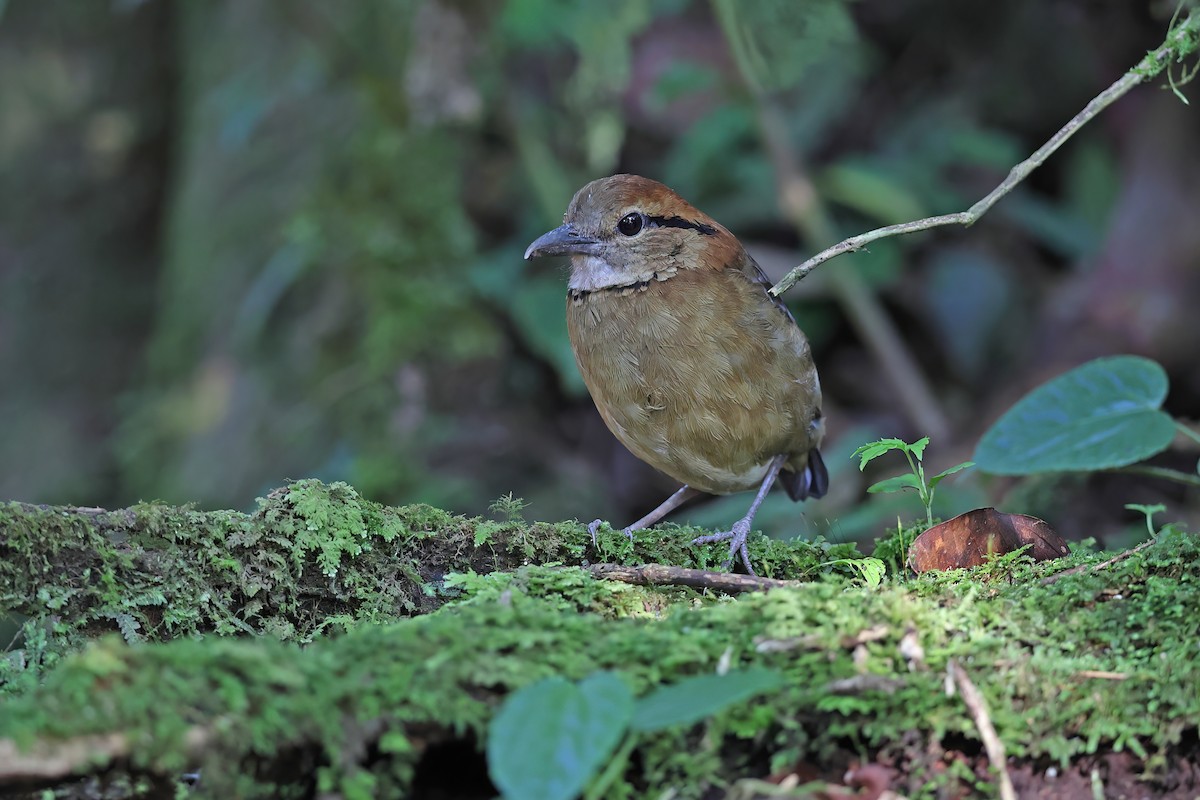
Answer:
[
  {"left": 0, "top": 1, "right": 173, "bottom": 504},
  {"left": 114, "top": 2, "right": 358, "bottom": 507}
]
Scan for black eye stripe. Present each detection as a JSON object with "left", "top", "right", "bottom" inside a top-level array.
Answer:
[{"left": 644, "top": 215, "right": 717, "bottom": 236}]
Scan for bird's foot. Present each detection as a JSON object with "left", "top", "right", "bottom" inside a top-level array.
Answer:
[
  {"left": 691, "top": 519, "right": 755, "bottom": 576},
  {"left": 588, "top": 519, "right": 635, "bottom": 548}
]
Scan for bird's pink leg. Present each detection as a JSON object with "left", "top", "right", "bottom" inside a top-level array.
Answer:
[
  {"left": 587, "top": 485, "right": 704, "bottom": 545},
  {"left": 625, "top": 485, "right": 705, "bottom": 532},
  {"left": 691, "top": 454, "right": 787, "bottom": 575}
]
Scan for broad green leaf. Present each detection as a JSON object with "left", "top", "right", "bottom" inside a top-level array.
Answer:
[
  {"left": 1000, "top": 192, "right": 1098, "bottom": 259},
  {"left": 488, "top": 672, "right": 633, "bottom": 800},
  {"left": 631, "top": 668, "right": 782, "bottom": 732},
  {"left": 1063, "top": 140, "right": 1119, "bottom": 233},
  {"left": 867, "top": 474, "right": 921, "bottom": 494},
  {"left": 819, "top": 160, "right": 926, "bottom": 225},
  {"left": 974, "top": 356, "right": 1176, "bottom": 475},
  {"left": 510, "top": 274, "right": 586, "bottom": 396},
  {"left": 928, "top": 462, "right": 974, "bottom": 490}
]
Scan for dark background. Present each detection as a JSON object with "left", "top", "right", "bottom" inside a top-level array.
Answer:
[{"left": 2, "top": 0, "right": 1197, "bottom": 548}]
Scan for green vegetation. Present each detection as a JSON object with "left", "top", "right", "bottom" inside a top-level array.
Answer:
[
  {"left": 2, "top": 358, "right": 1198, "bottom": 799},
  {"left": 487, "top": 668, "right": 784, "bottom": 800},
  {"left": 3, "top": 3, "right": 1200, "bottom": 797},
  {"left": 974, "top": 355, "right": 1200, "bottom": 482},
  {"left": 852, "top": 436, "right": 974, "bottom": 529},
  {"left": 0, "top": 478, "right": 857, "bottom": 691},
  {"left": 1, "top": 522, "right": 1197, "bottom": 797}
]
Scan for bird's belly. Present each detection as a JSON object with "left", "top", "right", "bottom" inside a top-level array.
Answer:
[
  {"left": 591, "top": 379, "right": 779, "bottom": 494},
  {"left": 566, "top": 275, "right": 819, "bottom": 495}
]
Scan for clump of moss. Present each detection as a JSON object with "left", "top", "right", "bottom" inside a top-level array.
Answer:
[
  {"left": 2, "top": 528, "right": 1197, "bottom": 798},
  {"left": 0, "top": 480, "right": 869, "bottom": 697}
]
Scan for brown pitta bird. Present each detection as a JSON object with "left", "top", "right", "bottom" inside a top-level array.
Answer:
[{"left": 524, "top": 174, "right": 828, "bottom": 574}]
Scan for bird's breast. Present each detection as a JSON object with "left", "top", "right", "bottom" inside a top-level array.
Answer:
[{"left": 566, "top": 268, "right": 822, "bottom": 495}]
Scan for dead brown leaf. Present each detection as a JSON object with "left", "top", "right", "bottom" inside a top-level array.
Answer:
[{"left": 908, "top": 507, "right": 1069, "bottom": 573}]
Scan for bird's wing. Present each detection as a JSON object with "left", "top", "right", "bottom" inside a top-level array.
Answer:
[{"left": 735, "top": 253, "right": 799, "bottom": 327}]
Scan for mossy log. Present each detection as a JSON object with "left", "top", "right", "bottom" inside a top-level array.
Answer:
[
  {"left": 1, "top": 480, "right": 1198, "bottom": 798},
  {"left": 0, "top": 480, "right": 851, "bottom": 646}
]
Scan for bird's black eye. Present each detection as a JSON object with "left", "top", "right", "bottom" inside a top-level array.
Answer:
[{"left": 617, "top": 212, "right": 644, "bottom": 236}]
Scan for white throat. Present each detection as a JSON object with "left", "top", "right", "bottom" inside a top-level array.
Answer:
[{"left": 568, "top": 255, "right": 669, "bottom": 292}]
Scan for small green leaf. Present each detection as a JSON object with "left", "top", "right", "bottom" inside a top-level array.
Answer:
[
  {"left": 858, "top": 557, "right": 886, "bottom": 588},
  {"left": 1125, "top": 503, "right": 1166, "bottom": 537},
  {"left": 488, "top": 673, "right": 633, "bottom": 800},
  {"left": 510, "top": 274, "right": 587, "bottom": 396},
  {"left": 473, "top": 522, "right": 500, "bottom": 548},
  {"left": 827, "top": 557, "right": 886, "bottom": 588},
  {"left": 906, "top": 436, "right": 930, "bottom": 460},
  {"left": 851, "top": 438, "right": 910, "bottom": 470},
  {"left": 867, "top": 474, "right": 921, "bottom": 494},
  {"left": 630, "top": 668, "right": 783, "bottom": 732},
  {"left": 974, "top": 356, "right": 1177, "bottom": 474},
  {"left": 928, "top": 461, "right": 975, "bottom": 489}
]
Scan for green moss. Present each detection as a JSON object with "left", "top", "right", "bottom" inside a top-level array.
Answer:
[
  {"left": 1134, "top": 7, "right": 1200, "bottom": 79},
  {"left": 0, "top": 480, "right": 867, "bottom": 699},
  {"left": 2, "top": 528, "right": 1198, "bottom": 797}
]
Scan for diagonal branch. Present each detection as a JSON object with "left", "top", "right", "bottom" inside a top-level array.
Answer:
[{"left": 771, "top": 8, "right": 1200, "bottom": 296}]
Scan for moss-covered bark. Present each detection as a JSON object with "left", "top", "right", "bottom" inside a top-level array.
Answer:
[
  {"left": 1, "top": 481, "right": 1198, "bottom": 799},
  {"left": 0, "top": 480, "right": 854, "bottom": 646}
]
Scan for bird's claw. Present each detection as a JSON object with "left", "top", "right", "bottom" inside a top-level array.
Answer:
[
  {"left": 588, "top": 519, "right": 636, "bottom": 549},
  {"left": 691, "top": 520, "right": 756, "bottom": 575},
  {"left": 587, "top": 519, "right": 603, "bottom": 548}
]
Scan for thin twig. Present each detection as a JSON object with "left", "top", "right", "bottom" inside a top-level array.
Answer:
[
  {"left": 771, "top": 8, "right": 1200, "bottom": 295},
  {"left": 1039, "top": 537, "right": 1157, "bottom": 586},
  {"left": 823, "top": 674, "right": 906, "bottom": 695},
  {"left": 948, "top": 660, "right": 1016, "bottom": 800},
  {"left": 1076, "top": 670, "right": 1129, "bottom": 681},
  {"left": 588, "top": 562, "right": 802, "bottom": 593}
]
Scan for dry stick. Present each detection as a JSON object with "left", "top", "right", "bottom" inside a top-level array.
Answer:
[
  {"left": 588, "top": 563, "right": 802, "bottom": 593},
  {"left": 1039, "top": 537, "right": 1157, "bottom": 586},
  {"left": 0, "top": 728, "right": 210, "bottom": 784},
  {"left": 771, "top": 8, "right": 1200, "bottom": 296},
  {"left": 1076, "top": 670, "right": 1129, "bottom": 680},
  {"left": 948, "top": 660, "right": 1017, "bottom": 800}
]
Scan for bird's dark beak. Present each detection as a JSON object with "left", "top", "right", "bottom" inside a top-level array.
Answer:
[{"left": 524, "top": 223, "right": 601, "bottom": 260}]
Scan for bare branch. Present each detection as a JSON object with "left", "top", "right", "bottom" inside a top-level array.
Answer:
[
  {"left": 948, "top": 660, "right": 1017, "bottom": 800},
  {"left": 588, "top": 562, "right": 803, "bottom": 593},
  {"left": 771, "top": 9, "right": 1200, "bottom": 296},
  {"left": 1039, "top": 537, "right": 1157, "bottom": 586}
]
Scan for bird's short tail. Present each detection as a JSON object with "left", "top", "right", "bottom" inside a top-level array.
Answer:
[{"left": 780, "top": 449, "right": 829, "bottom": 501}]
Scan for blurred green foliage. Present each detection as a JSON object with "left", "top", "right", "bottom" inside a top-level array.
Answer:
[{"left": 1, "top": 0, "right": 1197, "bottom": 545}]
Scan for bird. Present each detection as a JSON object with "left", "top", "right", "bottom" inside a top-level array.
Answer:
[{"left": 524, "top": 174, "right": 828, "bottom": 574}]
